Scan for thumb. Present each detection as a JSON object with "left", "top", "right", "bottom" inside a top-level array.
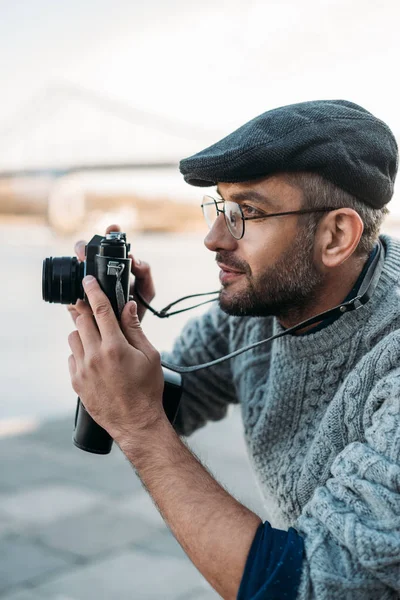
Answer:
[{"left": 121, "top": 301, "right": 152, "bottom": 351}]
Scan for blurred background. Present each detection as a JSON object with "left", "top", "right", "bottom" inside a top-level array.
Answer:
[{"left": 1, "top": 0, "right": 400, "bottom": 598}]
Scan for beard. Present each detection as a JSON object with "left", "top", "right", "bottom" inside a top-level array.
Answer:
[{"left": 217, "top": 227, "right": 325, "bottom": 320}]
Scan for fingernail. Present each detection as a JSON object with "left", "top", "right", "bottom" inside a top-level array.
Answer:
[
  {"left": 130, "top": 301, "right": 137, "bottom": 315},
  {"left": 135, "top": 258, "right": 141, "bottom": 266},
  {"left": 83, "top": 275, "right": 95, "bottom": 287}
]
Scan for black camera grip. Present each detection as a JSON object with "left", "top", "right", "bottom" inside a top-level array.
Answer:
[
  {"left": 73, "top": 399, "right": 113, "bottom": 454},
  {"left": 73, "top": 368, "right": 183, "bottom": 454}
]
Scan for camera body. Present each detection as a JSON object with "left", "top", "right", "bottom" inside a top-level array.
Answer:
[{"left": 42, "top": 232, "right": 182, "bottom": 454}]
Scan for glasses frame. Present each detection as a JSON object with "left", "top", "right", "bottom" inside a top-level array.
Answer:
[{"left": 201, "top": 195, "right": 339, "bottom": 240}]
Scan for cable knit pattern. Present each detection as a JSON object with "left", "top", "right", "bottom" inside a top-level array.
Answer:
[{"left": 162, "top": 234, "right": 400, "bottom": 598}]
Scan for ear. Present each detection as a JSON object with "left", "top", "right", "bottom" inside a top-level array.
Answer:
[{"left": 317, "top": 208, "right": 364, "bottom": 268}]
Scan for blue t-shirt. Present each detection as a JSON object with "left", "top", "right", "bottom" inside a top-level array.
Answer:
[{"left": 237, "top": 522, "right": 304, "bottom": 599}]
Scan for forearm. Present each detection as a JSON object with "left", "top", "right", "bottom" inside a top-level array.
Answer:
[{"left": 118, "top": 417, "right": 261, "bottom": 600}]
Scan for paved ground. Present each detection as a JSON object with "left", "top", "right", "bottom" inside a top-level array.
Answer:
[{"left": 0, "top": 407, "right": 267, "bottom": 600}]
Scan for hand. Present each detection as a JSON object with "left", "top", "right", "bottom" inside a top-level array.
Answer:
[
  {"left": 67, "top": 223, "right": 155, "bottom": 325},
  {"left": 67, "top": 276, "right": 165, "bottom": 443}
]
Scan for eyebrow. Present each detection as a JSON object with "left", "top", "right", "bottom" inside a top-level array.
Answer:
[{"left": 215, "top": 186, "right": 277, "bottom": 209}]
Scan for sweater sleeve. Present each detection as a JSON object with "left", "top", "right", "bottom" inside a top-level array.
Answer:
[
  {"left": 293, "top": 368, "right": 400, "bottom": 599},
  {"left": 161, "top": 303, "right": 239, "bottom": 437}
]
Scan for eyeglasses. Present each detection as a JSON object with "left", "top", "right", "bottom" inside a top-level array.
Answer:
[{"left": 201, "top": 195, "right": 338, "bottom": 240}]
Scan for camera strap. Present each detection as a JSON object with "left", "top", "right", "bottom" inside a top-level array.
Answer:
[
  {"left": 133, "top": 289, "right": 220, "bottom": 317},
  {"left": 108, "top": 261, "right": 127, "bottom": 319},
  {"left": 145, "top": 241, "right": 385, "bottom": 373}
]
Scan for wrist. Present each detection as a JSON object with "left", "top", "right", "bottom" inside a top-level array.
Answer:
[{"left": 115, "top": 411, "right": 172, "bottom": 459}]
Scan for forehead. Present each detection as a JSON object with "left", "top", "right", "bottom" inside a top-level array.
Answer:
[{"left": 216, "top": 174, "right": 303, "bottom": 209}]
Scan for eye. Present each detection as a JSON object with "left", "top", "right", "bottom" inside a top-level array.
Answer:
[{"left": 241, "top": 204, "right": 266, "bottom": 218}]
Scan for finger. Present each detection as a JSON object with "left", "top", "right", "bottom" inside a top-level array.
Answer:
[
  {"left": 121, "top": 301, "right": 157, "bottom": 356},
  {"left": 129, "top": 256, "right": 155, "bottom": 298},
  {"left": 74, "top": 240, "right": 86, "bottom": 261},
  {"left": 105, "top": 223, "right": 121, "bottom": 234},
  {"left": 67, "top": 305, "right": 79, "bottom": 324},
  {"left": 75, "top": 312, "right": 101, "bottom": 354},
  {"left": 130, "top": 256, "right": 151, "bottom": 280},
  {"left": 68, "top": 329, "right": 84, "bottom": 362},
  {"left": 69, "top": 299, "right": 92, "bottom": 316},
  {"left": 68, "top": 354, "right": 77, "bottom": 377},
  {"left": 82, "top": 276, "right": 124, "bottom": 341},
  {"left": 67, "top": 299, "right": 92, "bottom": 324}
]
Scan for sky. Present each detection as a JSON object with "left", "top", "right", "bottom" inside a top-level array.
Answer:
[{"left": 0, "top": 0, "right": 399, "bottom": 169}]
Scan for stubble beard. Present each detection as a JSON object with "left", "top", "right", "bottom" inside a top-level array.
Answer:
[{"left": 218, "top": 228, "right": 325, "bottom": 320}]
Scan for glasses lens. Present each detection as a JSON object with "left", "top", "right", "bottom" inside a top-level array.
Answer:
[
  {"left": 224, "top": 201, "right": 243, "bottom": 239},
  {"left": 202, "top": 196, "right": 218, "bottom": 229}
]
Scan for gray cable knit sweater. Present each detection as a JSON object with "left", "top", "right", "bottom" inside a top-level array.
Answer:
[{"left": 164, "top": 234, "right": 400, "bottom": 599}]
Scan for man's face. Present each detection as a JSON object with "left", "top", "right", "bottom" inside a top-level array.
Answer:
[{"left": 204, "top": 174, "right": 325, "bottom": 319}]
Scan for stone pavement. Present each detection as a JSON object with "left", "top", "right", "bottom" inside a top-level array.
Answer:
[{"left": 0, "top": 407, "right": 267, "bottom": 599}]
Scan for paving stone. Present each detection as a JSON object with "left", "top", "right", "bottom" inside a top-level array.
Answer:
[
  {"left": 114, "top": 489, "right": 167, "bottom": 529},
  {"left": 34, "top": 504, "right": 162, "bottom": 559},
  {"left": 29, "top": 549, "right": 206, "bottom": 600},
  {"left": 0, "top": 436, "right": 135, "bottom": 496},
  {"left": 135, "top": 527, "right": 188, "bottom": 561},
  {"left": 0, "top": 589, "right": 44, "bottom": 600},
  {"left": 0, "top": 510, "right": 19, "bottom": 538},
  {"left": 0, "top": 484, "right": 105, "bottom": 526},
  {"left": 179, "top": 585, "right": 220, "bottom": 600},
  {"left": 19, "top": 415, "right": 84, "bottom": 453},
  {"left": 0, "top": 439, "right": 68, "bottom": 492},
  {"left": 0, "top": 537, "right": 72, "bottom": 594},
  {"left": 20, "top": 416, "right": 128, "bottom": 470},
  {"left": 57, "top": 450, "right": 143, "bottom": 496},
  {"left": 0, "top": 401, "right": 267, "bottom": 599}
]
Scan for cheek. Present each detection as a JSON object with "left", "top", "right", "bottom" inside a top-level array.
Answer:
[{"left": 242, "top": 221, "right": 297, "bottom": 275}]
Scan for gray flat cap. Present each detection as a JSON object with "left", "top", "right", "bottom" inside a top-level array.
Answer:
[{"left": 179, "top": 99, "right": 398, "bottom": 209}]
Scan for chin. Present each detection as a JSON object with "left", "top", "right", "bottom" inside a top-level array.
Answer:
[{"left": 218, "top": 288, "right": 251, "bottom": 317}]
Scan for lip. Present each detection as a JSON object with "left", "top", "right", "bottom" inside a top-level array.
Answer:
[
  {"left": 217, "top": 262, "right": 245, "bottom": 284},
  {"left": 217, "top": 262, "right": 244, "bottom": 274}
]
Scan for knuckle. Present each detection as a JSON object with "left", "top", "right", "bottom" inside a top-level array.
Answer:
[
  {"left": 86, "top": 352, "right": 101, "bottom": 370},
  {"left": 76, "top": 299, "right": 88, "bottom": 311},
  {"left": 141, "top": 262, "right": 151, "bottom": 272},
  {"left": 104, "top": 342, "right": 122, "bottom": 359},
  {"left": 74, "top": 240, "right": 86, "bottom": 257},
  {"left": 93, "top": 302, "right": 110, "bottom": 318},
  {"left": 68, "top": 330, "right": 77, "bottom": 345},
  {"left": 150, "top": 347, "right": 161, "bottom": 362},
  {"left": 75, "top": 314, "right": 87, "bottom": 327},
  {"left": 73, "top": 301, "right": 90, "bottom": 319}
]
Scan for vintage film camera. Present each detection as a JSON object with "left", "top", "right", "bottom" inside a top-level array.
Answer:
[{"left": 42, "top": 232, "right": 182, "bottom": 455}]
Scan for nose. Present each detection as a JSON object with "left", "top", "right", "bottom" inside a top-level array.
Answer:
[{"left": 204, "top": 213, "right": 238, "bottom": 252}]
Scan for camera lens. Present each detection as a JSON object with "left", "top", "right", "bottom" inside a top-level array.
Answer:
[{"left": 42, "top": 257, "right": 85, "bottom": 304}]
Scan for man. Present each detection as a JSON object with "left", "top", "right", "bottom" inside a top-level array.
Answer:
[{"left": 67, "top": 100, "right": 400, "bottom": 599}]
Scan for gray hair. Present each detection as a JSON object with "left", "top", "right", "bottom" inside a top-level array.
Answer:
[{"left": 284, "top": 172, "right": 389, "bottom": 257}]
